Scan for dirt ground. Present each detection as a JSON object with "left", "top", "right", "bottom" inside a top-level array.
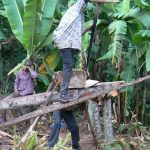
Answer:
[
  {"left": 59, "top": 121, "right": 97, "bottom": 150},
  {"left": 0, "top": 111, "right": 96, "bottom": 150}
]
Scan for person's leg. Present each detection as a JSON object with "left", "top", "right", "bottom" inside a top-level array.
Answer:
[
  {"left": 59, "top": 48, "right": 79, "bottom": 102},
  {"left": 60, "top": 48, "right": 74, "bottom": 95},
  {"left": 62, "top": 111, "right": 80, "bottom": 149},
  {"left": 48, "top": 110, "right": 62, "bottom": 147}
]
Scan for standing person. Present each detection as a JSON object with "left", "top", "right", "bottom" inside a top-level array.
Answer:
[
  {"left": 48, "top": 0, "right": 89, "bottom": 149},
  {"left": 53, "top": 0, "right": 88, "bottom": 103},
  {"left": 12, "top": 59, "right": 38, "bottom": 118}
]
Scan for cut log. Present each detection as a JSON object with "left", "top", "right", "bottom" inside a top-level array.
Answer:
[
  {"left": 0, "top": 81, "right": 125, "bottom": 110},
  {"left": 0, "top": 75, "right": 150, "bottom": 127},
  {"left": 0, "top": 92, "right": 54, "bottom": 110}
]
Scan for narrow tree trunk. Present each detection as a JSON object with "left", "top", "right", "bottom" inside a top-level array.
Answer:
[
  {"left": 104, "top": 99, "right": 114, "bottom": 142},
  {"left": 142, "top": 78, "right": 147, "bottom": 122},
  {"left": 88, "top": 100, "right": 102, "bottom": 141}
]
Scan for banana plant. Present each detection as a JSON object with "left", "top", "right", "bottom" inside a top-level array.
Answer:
[
  {"left": 98, "top": 0, "right": 150, "bottom": 71},
  {"left": 2, "top": 0, "right": 58, "bottom": 75}
]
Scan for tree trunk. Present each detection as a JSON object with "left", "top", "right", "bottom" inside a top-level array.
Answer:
[
  {"left": 0, "top": 81, "right": 126, "bottom": 110},
  {"left": 87, "top": 100, "right": 102, "bottom": 141},
  {"left": 104, "top": 99, "right": 114, "bottom": 142}
]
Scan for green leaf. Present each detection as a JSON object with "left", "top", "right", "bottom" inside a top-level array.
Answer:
[
  {"left": 122, "top": 0, "right": 130, "bottom": 13},
  {"left": 123, "top": 7, "right": 140, "bottom": 19},
  {"left": 23, "top": 0, "right": 58, "bottom": 56},
  {"left": 132, "top": 11, "right": 150, "bottom": 28},
  {"left": 139, "top": 30, "right": 150, "bottom": 37},
  {"left": 0, "top": 31, "right": 6, "bottom": 40},
  {"left": 82, "top": 33, "right": 90, "bottom": 51},
  {"left": 38, "top": 49, "right": 60, "bottom": 76},
  {"left": 146, "top": 44, "right": 150, "bottom": 72},
  {"left": 109, "top": 20, "right": 127, "bottom": 35},
  {"left": 26, "top": 131, "right": 37, "bottom": 150},
  {"left": 98, "top": 21, "right": 127, "bottom": 63},
  {"left": 15, "top": 0, "right": 26, "bottom": 19},
  {"left": 115, "top": 0, "right": 131, "bottom": 14},
  {"left": 23, "top": 0, "right": 43, "bottom": 56},
  {"left": 2, "top": 0, "right": 23, "bottom": 43},
  {"left": 38, "top": 0, "right": 58, "bottom": 39},
  {"left": 0, "top": 10, "right": 6, "bottom": 17},
  {"left": 38, "top": 74, "right": 49, "bottom": 86},
  {"left": 134, "top": 0, "right": 149, "bottom": 7},
  {"left": 97, "top": 51, "right": 113, "bottom": 61}
]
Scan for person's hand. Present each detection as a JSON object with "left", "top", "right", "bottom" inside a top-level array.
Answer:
[
  {"left": 24, "top": 66, "right": 31, "bottom": 72},
  {"left": 14, "top": 89, "right": 19, "bottom": 96}
]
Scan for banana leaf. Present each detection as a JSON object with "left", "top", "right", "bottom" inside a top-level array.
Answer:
[
  {"left": 146, "top": 44, "right": 150, "bottom": 72},
  {"left": 37, "top": 0, "right": 58, "bottom": 41},
  {"left": 2, "top": 0, "right": 23, "bottom": 43},
  {"left": 38, "top": 49, "right": 60, "bottom": 75},
  {"left": 23, "top": 0, "right": 43, "bottom": 56}
]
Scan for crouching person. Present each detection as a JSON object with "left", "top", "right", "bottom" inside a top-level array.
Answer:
[{"left": 11, "top": 59, "right": 38, "bottom": 123}]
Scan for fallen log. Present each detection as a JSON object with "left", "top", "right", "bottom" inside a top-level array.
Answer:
[
  {"left": 0, "top": 92, "right": 54, "bottom": 110},
  {"left": 0, "top": 75, "right": 150, "bottom": 128},
  {"left": 0, "top": 81, "right": 125, "bottom": 110}
]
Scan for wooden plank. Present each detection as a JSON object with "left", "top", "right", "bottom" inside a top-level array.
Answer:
[
  {"left": 85, "top": 79, "right": 99, "bottom": 88},
  {"left": 90, "top": 0, "right": 119, "bottom": 3}
]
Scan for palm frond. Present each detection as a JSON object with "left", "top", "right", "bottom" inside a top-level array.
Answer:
[{"left": 98, "top": 20, "right": 127, "bottom": 64}]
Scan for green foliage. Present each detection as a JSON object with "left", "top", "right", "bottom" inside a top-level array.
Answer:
[
  {"left": 2, "top": 0, "right": 58, "bottom": 75},
  {"left": 2, "top": 0, "right": 23, "bottom": 43},
  {"left": 0, "top": 30, "right": 6, "bottom": 40},
  {"left": 26, "top": 131, "right": 38, "bottom": 150},
  {"left": 98, "top": 20, "right": 127, "bottom": 63},
  {"left": 146, "top": 43, "right": 150, "bottom": 72}
]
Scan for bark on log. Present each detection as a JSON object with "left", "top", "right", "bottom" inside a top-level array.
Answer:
[
  {"left": 0, "top": 75, "right": 150, "bottom": 110},
  {"left": 87, "top": 100, "right": 102, "bottom": 145},
  {"left": 0, "top": 81, "right": 125, "bottom": 110},
  {"left": 104, "top": 99, "right": 114, "bottom": 142},
  {"left": 0, "top": 75, "right": 150, "bottom": 127},
  {"left": 0, "top": 92, "right": 54, "bottom": 110}
]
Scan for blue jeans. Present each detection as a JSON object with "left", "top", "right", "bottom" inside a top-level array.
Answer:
[
  {"left": 60, "top": 48, "right": 74, "bottom": 95},
  {"left": 48, "top": 110, "right": 80, "bottom": 149}
]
